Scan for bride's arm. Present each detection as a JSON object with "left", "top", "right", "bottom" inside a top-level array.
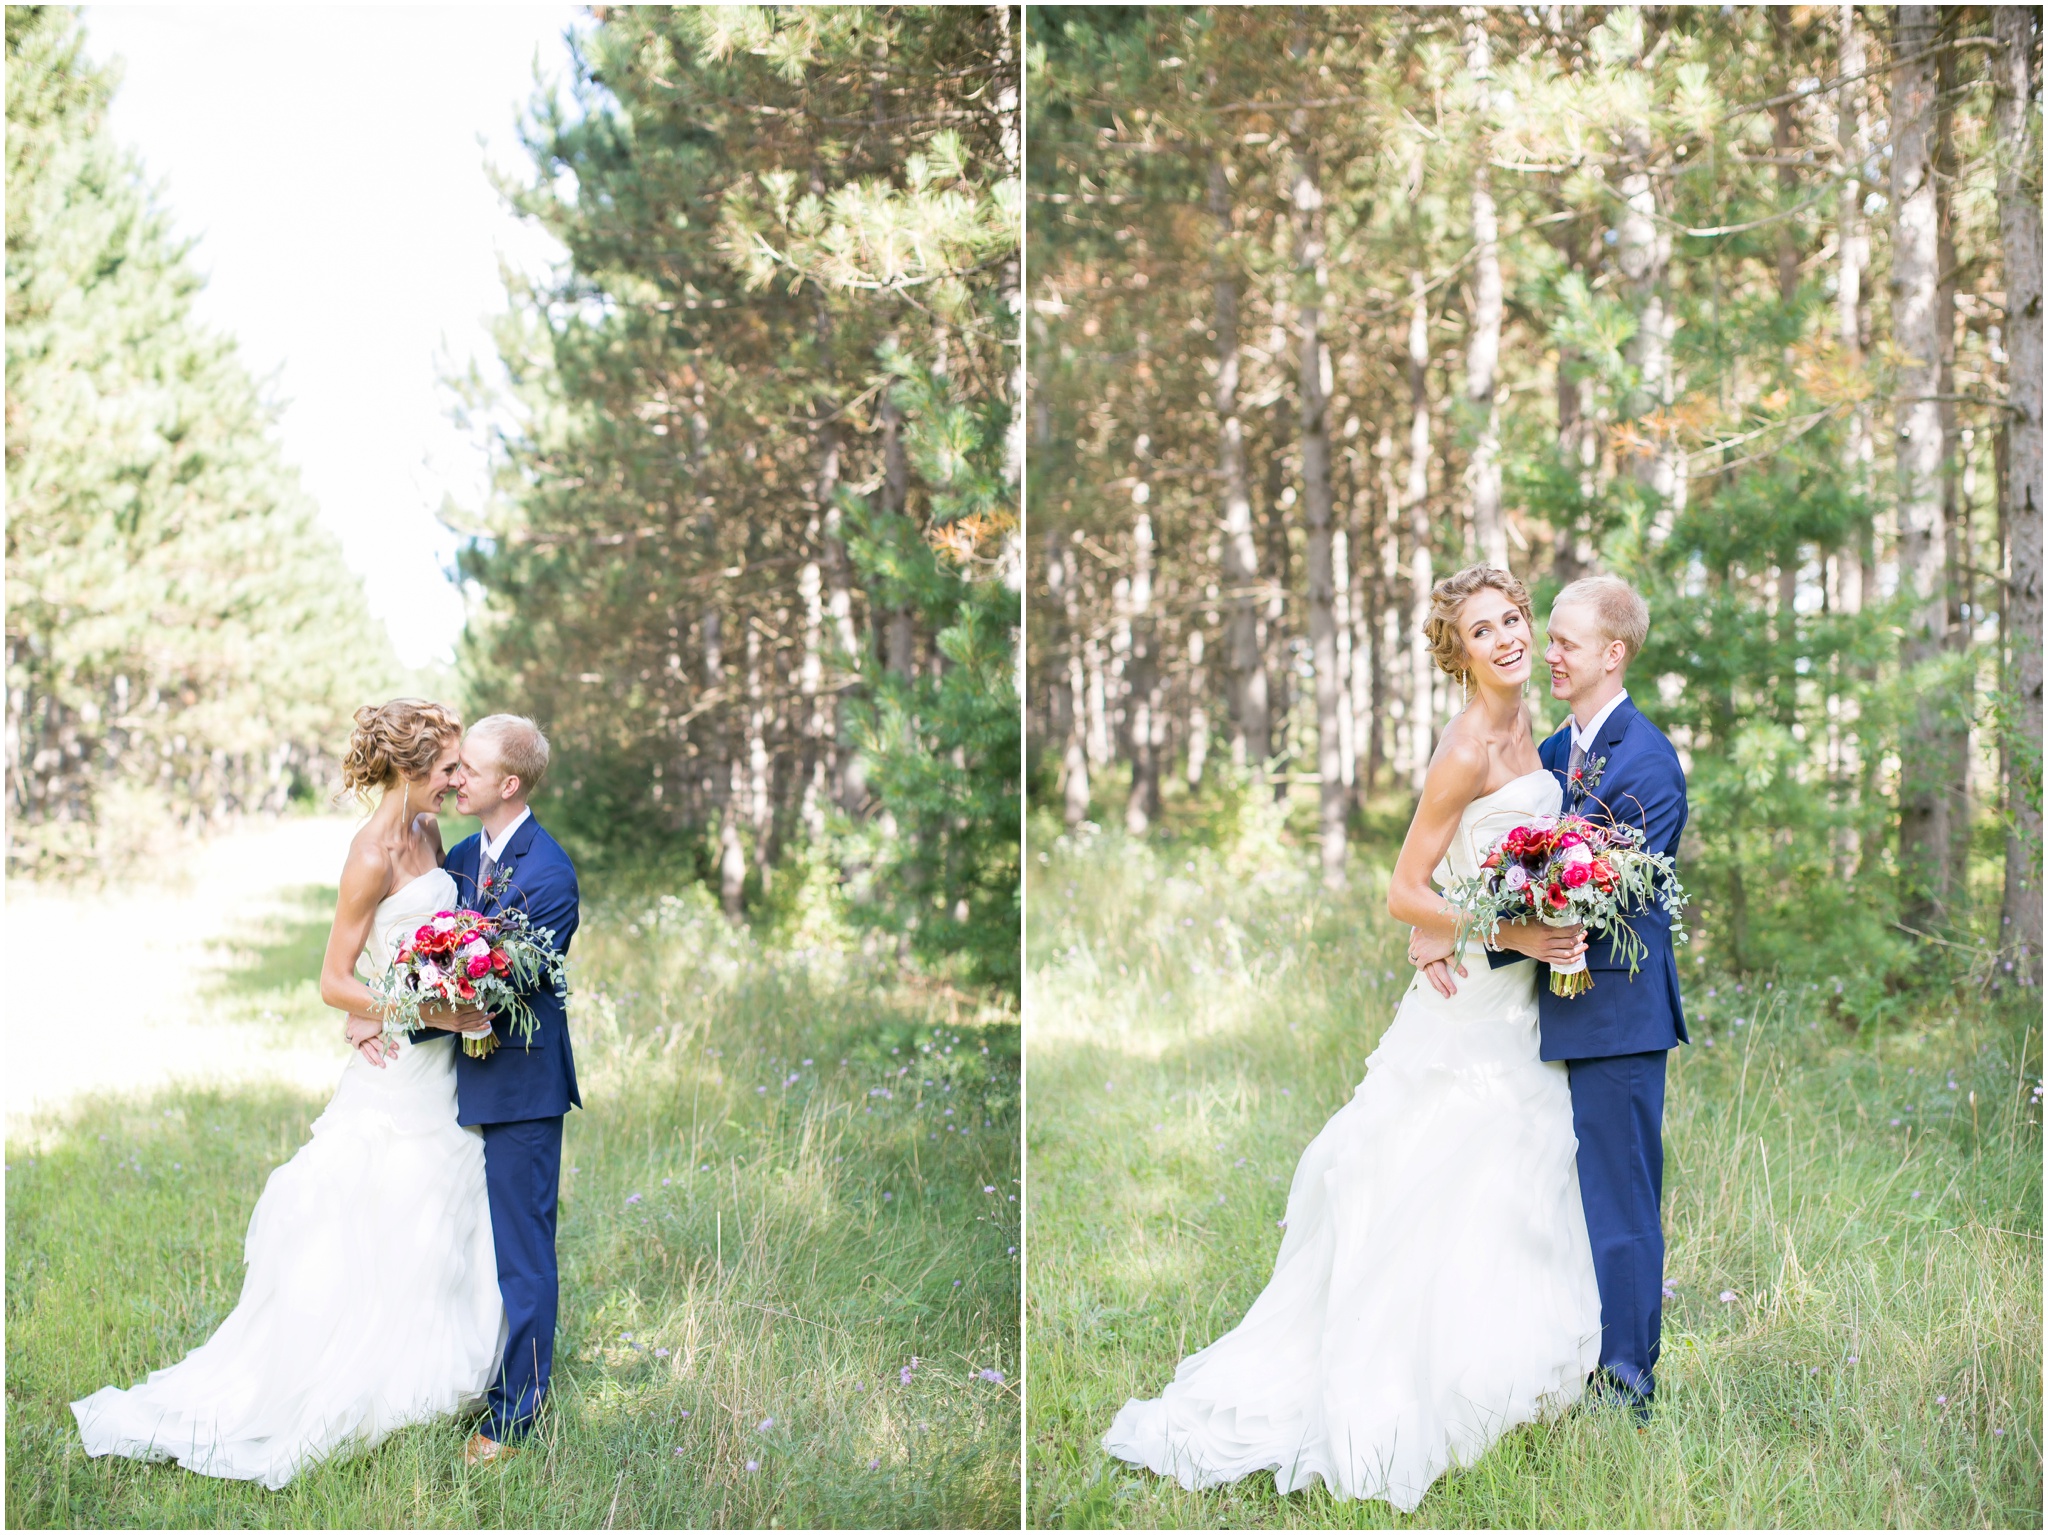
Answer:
[
  {"left": 1386, "top": 739, "right": 1489, "bottom": 950},
  {"left": 319, "top": 850, "right": 485, "bottom": 1030},
  {"left": 319, "top": 848, "right": 398, "bottom": 1019}
]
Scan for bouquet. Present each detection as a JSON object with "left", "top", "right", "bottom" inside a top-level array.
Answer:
[
  {"left": 373, "top": 907, "right": 568, "bottom": 1058},
  {"left": 1443, "top": 813, "right": 1688, "bottom": 997}
]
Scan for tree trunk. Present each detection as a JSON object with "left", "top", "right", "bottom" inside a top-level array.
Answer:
[
  {"left": 1186, "top": 626, "right": 1211, "bottom": 790},
  {"left": 880, "top": 375, "right": 915, "bottom": 678},
  {"left": 744, "top": 618, "right": 773, "bottom": 888},
  {"left": 1891, "top": 4, "right": 1951, "bottom": 929},
  {"left": 1291, "top": 126, "right": 1346, "bottom": 885},
  {"left": 812, "top": 292, "right": 858, "bottom": 812},
  {"left": 1838, "top": 2, "right": 1873, "bottom": 616},
  {"left": 1406, "top": 272, "right": 1436, "bottom": 793},
  {"left": 1463, "top": 7, "right": 1506, "bottom": 569},
  {"left": 1263, "top": 406, "right": 1294, "bottom": 786},
  {"left": 1937, "top": 28, "right": 1973, "bottom": 907},
  {"left": 1124, "top": 510, "right": 1162, "bottom": 834},
  {"left": 1351, "top": 468, "right": 1379, "bottom": 802},
  {"left": 1615, "top": 20, "right": 1676, "bottom": 531},
  {"left": 1211, "top": 156, "right": 1272, "bottom": 771},
  {"left": 1996, "top": 1, "right": 2043, "bottom": 984},
  {"left": 1047, "top": 533, "right": 1091, "bottom": 827},
  {"left": 798, "top": 551, "right": 827, "bottom": 838}
]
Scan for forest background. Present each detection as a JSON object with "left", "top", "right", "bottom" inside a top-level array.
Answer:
[
  {"left": 1028, "top": 1, "right": 2039, "bottom": 997},
  {"left": 7, "top": 6, "right": 1022, "bottom": 1528},
  {"left": 1025, "top": 5, "right": 2041, "bottom": 1527}
]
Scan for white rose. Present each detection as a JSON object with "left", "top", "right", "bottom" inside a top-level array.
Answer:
[{"left": 1562, "top": 842, "right": 1595, "bottom": 868}]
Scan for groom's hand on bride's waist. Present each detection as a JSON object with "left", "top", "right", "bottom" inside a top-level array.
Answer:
[{"left": 1492, "top": 921, "right": 1588, "bottom": 965}]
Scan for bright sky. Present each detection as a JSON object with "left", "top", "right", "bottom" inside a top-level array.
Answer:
[{"left": 80, "top": 6, "right": 580, "bottom": 668}]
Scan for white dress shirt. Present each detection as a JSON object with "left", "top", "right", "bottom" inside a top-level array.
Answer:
[
  {"left": 1570, "top": 689, "right": 1630, "bottom": 756},
  {"left": 479, "top": 805, "right": 532, "bottom": 869}
]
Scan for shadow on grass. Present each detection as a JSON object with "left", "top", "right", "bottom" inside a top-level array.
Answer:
[{"left": 208, "top": 885, "right": 339, "bottom": 1000}]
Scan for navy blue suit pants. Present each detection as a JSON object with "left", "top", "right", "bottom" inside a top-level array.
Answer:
[
  {"left": 479, "top": 1115, "right": 563, "bottom": 1441},
  {"left": 1565, "top": 1050, "right": 1667, "bottom": 1403}
]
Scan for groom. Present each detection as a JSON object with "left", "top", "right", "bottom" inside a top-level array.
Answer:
[
  {"left": 1426, "top": 575, "right": 1688, "bottom": 1420},
  {"left": 350, "top": 713, "right": 581, "bottom": 1464}
]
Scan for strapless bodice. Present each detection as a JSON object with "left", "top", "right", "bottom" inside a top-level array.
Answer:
[
  {"left": 1433, "top": 769, "right": 1562, "bottom": 887},
  {"left": 363, "top": 868, "right": 459, "bottom": 979}
]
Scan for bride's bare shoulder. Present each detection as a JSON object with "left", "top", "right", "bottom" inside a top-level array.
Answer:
[
  {"left": 339, "top": 826, "right": 395, "bottom": 901},
  {"left": 413, "top": 811, "right": 446, "bottom": 859},
  {"left": 1419, "top": 723, "right": 1491, "bottom": 807}
]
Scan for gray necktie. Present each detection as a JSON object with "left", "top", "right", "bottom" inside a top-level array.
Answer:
[
  {"left": 478, "top": 847, "right": 497, "bottom": 900},
  {"left": 1568, "top": 738, "right": 1587, "bottom": 801}
]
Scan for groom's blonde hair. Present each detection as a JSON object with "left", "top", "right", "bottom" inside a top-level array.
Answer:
[
  {"left": 1553, "top": 575, "right": 1650, "bottom": 664},
  {"left": 470, "top": 714, "right": 550, "bottom": 797}
]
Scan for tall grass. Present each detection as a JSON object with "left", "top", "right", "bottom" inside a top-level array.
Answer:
[
  {"left": 1025, "top": 816, "right": 2041, "bottom": 1529},
  {"left": 7, "top": 881, "right": 1020, "bottom": 1529}
]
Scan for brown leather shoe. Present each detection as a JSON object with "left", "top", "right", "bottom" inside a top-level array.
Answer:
[{"left": 464, "top": 1432, "right": 520, "bottom": 1467}]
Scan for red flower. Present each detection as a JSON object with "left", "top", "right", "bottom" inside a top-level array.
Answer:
[
  {"left": 466, "top": 954, "right": 493, "bottom": 979},
  {"left": 1481, "top": 850, "right": 1502, "bottom": 870},
  {"left": 490, "top": 949, "right": 511, "bottom": 975},
  {"left": 1562, "top": 862, "right": 1592, "bottom": 889},
  {"left": 1546, "top": 884, "right": 1570, "bottom": 910},
  {"left": 415, "top": 924, "right": 437, "bottom": 946},
  {"left": 457, "top": 978, "right": 477, "bottom": 1000},
  {"left": 1590, "top": 858, "right": 1615, "bottom": 887}
]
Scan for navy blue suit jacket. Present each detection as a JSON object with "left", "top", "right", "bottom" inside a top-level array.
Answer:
[
  {"left": 435, "top": 815, "right": 582, "bottom": 1125},
  {"left": 1489, "top": 696, "right": 1690, "bottom": 1062}
]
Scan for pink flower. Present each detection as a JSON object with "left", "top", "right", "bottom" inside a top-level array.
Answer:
[
  {"left": 467, "top": 954, "right": 493, "bottom": 979},
  {"left": 1562, "top": 862, "right": 1592, "bottom": 889},
  {"left": 415, "top": 924, "right": 437, "bottom": 945}
]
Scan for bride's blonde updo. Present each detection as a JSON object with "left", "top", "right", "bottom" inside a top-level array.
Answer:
[
  {"left": 1422, "top": 564, "right": 1535, "bottom": 682},
  {"left": 336, "top": 698, "right": 463, "bottom": 802}
]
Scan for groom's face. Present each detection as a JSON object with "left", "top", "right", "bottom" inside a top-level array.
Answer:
[
  {"left": 1544, "top": 602, "right": 1617, "bottom": 703},
  {"left": 452, "top": 735, "right": 516, "bottom": 817}
]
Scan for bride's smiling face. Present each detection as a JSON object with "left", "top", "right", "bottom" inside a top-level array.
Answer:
[
  {"left": 409, "top": 739, "right": 463, "bottom": 807},
  {"left": 1457, "top": 589, "right": 1533, "bottom": 691}
]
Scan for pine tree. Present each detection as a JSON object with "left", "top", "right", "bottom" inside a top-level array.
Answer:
[{"left": 5, "top": 5, "right": 398, "bottom": 873}]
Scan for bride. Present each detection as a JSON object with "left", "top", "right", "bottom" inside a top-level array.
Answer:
[
  {"left": 1104, "top": 565, "right": 1604, "bottom": 1513},
  {"left": 72, "top": 699, "right": 506, "bottom": 1490}
]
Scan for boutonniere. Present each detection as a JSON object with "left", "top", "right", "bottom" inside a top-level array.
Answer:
[
  {"left": 1570, "top": 753, "right": 1607, "bottom": 797},
  {"left": 481, "top": 856, "right": 517, "bottom": 901}
]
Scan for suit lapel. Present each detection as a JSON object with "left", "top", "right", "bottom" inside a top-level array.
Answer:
[
  {"left": 482, "top": 814, "right": 545, "bottom": 912},
  {"left": 1600, "top": 696, "right": 1640, "bottom": 754},
  {"left": 444, "top": 836, "right": 474, "bottom": 909}
]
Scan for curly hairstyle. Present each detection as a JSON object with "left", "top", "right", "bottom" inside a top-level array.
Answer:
[
  {"left": 1422, "top": 564, "right": 1535, "bottom": 683},
  {"left": 336, "top": 698, "right": 463, "bottom": 803}
]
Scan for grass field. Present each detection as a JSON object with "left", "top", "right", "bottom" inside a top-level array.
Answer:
[
  {"left": 1025, "top": 815, "right": 2041, "bottom": 1529},
  {"left": 7, "top": 876, "right": 1020, "bottom": 1529}
]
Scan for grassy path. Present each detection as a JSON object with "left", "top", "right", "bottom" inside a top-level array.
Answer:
[
  {"left": 1025, "top": 828, "right": 2040, "bottom": 1529},
  {"left": 6, "top": 817, "right": 364, "bottom": 1130},
  {"left": 7, "top": 857, "right": 1020, "bottom": 1528}
]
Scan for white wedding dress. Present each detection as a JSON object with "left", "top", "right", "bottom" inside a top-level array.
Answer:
[
  {"left": 72, "top": 868, "right": 506, "bottom": 1490},
  {"left": 1104, "top": 769, "right": 1602, "bottom": 1512}
]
